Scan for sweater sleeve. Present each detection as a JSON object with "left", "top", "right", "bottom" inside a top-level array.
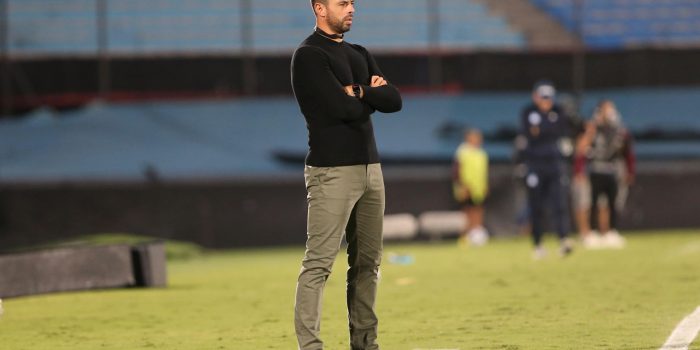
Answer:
[
  {"left": 291, "top": 45, "right": 374, "bottom": 122},
  {"left": 359, "top": 49, "right": 402, "bottom": 113},
  {"left": 361, "top": 85, "right": 402, "bottom": 113}
]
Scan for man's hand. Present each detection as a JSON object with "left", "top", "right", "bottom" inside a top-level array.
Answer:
[
  {"left": 370, "top": 75, "right": 387, "bottom": 87},
  {"left": 344, "top": 76, "right": 386, "bottom": 98},
  {"left": 344, "top": 85, "right": 363, "bottom": 98},
  {"left": 344, "top": 85, "right": 354, "bottom": 96}
]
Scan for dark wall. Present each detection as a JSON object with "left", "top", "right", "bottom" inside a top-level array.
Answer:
[
  {"left": 3, "top": 48, "right": 700, "bottom": 112},
  {"left": 1, "top": 161, "right": 698, "bottom": 250},
  {"left": 0, "top": 179, "right": 308, "bottom": 248}
]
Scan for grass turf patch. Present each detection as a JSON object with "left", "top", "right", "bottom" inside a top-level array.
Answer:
[
  {"left": 6, "top": 233, "right": 204, "bottom": 261},
  {"left": 1, "top": 230, "right": 699, "bottom": 349}
]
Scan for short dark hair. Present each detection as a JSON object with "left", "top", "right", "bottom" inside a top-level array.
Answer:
[{"left": 310, "top": 0, "right": 328, "bottom": 16}]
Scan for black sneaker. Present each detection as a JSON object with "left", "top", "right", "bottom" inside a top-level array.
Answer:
[{"left": 559, "top": 239, "right": 574, "bottom": 257}]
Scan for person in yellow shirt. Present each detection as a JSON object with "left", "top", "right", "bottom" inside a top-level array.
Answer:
[{"left": 453, "top": 129, "right": 489, "bottom": 246}]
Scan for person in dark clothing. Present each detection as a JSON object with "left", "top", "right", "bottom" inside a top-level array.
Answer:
[
  {"left": 587, "top": 99, "right": 635, "bottom": 248},
  {"left": 291, "top": 1, "right": 402, "bottom": 349},
  {"left": 519, "top": 80, "right": 575, "bottom": 259}
]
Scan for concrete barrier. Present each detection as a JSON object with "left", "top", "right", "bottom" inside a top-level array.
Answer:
[
  {"left": 0, "top": 242, "right": 167, "bottom": 298},
  {"left": 418, "top": 211, "right": 467, "bottom": 239},
  {"left": 383, "top": 213, "right": 419, "bottom": 240}
]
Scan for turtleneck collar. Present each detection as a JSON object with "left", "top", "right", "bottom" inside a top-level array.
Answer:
[{"left": 314, "top": 26, "right": 344, "bottom": 41}]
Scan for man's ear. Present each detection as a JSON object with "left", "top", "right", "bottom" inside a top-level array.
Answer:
[{"left": 314, "top": 3, "right": 326, "bottom": 18}]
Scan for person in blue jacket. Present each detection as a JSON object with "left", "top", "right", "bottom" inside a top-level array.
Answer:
[{"left": 519, "top": 80, "right": 575, "bottom": 259}]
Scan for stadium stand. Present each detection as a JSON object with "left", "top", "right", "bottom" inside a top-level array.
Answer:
[
  {"left": 1, "top": 88, "right": 698, "bottom": 182},
  {"left": 16, "top": 0, "right": 698, "bottom": 54},
  {"left": 435, "top": 0, "right": 524, "bottom": 49},
  {"left": 7, "top": 0, "right": 98, "bottom": 55},
  {"left": 474, "top": 0, "right": 580, "bottom": 49},
  {"left": 530, "top": 0, "right": 700, "bottom": 48},
  {"left": 108, "top": 0, "right": 243, "bottom": 53},
  {"left": 7, "top": 0, "right": 244, "bottom": 55},
  {"left": 350, "top": 0, "right": 525, "bottom": 51},
  {"left": 6, "top": 0, "right": 525, "bottom": 56}
]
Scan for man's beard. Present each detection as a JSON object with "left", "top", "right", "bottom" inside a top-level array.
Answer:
[{"left": 327, "top": 14, "right": 351, "bottom": 34}]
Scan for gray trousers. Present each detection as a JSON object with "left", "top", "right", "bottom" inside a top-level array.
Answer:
[{"left": 295, "top": 164, "right": 385, "bottom": 350}]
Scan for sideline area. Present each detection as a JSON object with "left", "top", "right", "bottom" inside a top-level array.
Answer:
[
  {"left": 1, "top": 231, "right": 698, "bottom": 349},
  {"left": 660, "top": 306, "right": 700, "bottom": 350}
]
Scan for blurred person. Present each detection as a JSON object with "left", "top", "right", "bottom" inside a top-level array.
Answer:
[
  {"left": 291, "top": 1, "right": 402, "bottom": 349},
  {"left": 555, "top": 94, "right": 598, "bottom": 247},
  {"left": 513, "top": 93, "right": 582, "bottom": 240},
  {"left": 453, "top": 129, "right": 489, "bottom": 247},
  {"left": 614, "top": 155, "right": 632, "bottom": 214},
  {"left": 519, "top": 80, "right": 574, "bottom": 259},
  {"left": 587, "top": 99, "right": 635, "bottom": 248},
  {"left": 572, "top": 121, "right": 599, "bottom": 248}
]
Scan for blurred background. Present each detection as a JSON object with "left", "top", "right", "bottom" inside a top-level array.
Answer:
[{"left": 0, "top": 0, "right": 699, "bottom": 249}]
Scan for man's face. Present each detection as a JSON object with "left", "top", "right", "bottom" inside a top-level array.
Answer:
[
  {"left": 600, "top": 102, "right": 616, "bottom": 124},
  {"left": 533, "top": 93, "right": 554, "bottom": 113},
  {"left": 466, "top": 131, "right": 482, "bottom": 147},
  {"left": 318, "top": 0, "right": 355, "bottom": 34}
]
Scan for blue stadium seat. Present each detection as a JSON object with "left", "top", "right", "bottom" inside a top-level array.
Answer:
[
  {"left": 2, "top": 88, "right": 700, "bottom": 180},
  {"left": 531, "top": 0, "right": 700, "bottom": 48},
  {"left": 7, "top": 0, "right": 525, "bottom": 55},
  {"left": 8, "top": 0, "right": 98, "bottom": 54}
]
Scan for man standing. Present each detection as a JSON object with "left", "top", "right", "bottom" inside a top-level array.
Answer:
[
  {"left": 518, "top": 80, "right": 574, "bottom": 259},
  {"left": 291, "top": 1, "right": 402, "bottom": 349},
  {"left": 587, "top": 99, "right": 635, "bottom": 248}
]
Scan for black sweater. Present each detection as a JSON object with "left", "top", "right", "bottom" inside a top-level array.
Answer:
[{"left": 291, "top": 31, "right": 402, "bottom": 167}]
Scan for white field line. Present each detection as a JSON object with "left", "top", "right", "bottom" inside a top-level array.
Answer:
[{"left": 660, "top": 306, "right": 700, "bottom": 350}]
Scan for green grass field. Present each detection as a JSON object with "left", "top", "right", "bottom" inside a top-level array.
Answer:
[{"left": 1, "top": 230, "right": 699, "bottom": 349}]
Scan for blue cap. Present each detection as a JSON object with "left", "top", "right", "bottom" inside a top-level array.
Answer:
[{"left": 533, "top": 80, "right": 556, "bottom": 99}]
